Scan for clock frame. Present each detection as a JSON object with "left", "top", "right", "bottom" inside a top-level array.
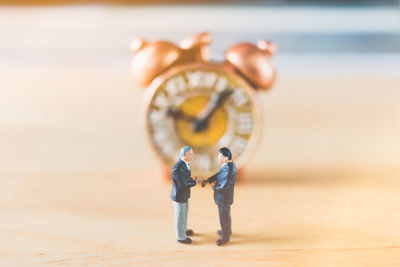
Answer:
[{"left": 143, "top": 62, "right": 262, "bottom": 177}]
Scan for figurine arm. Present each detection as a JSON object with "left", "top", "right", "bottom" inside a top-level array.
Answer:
[
  {"left": 213, "top": 165, "right": 230, "bottom": 191},
  {"left": 180, "top": 170, "right": 197, "bottom": 187},
  {"left": 202, "top": 166, "right": 228, "bottom": 187},
  {"left": 213, "top": 177, "right": 227, "bottom": 191},
  {"left": 206, "top": 173, "right": 218, "bottom": 184},
  {"left": 201, "top": 173, "right": 218, "bottom": 187}
]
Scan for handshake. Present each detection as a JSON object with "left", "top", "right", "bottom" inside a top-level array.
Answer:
[{"left": 194, "top": 177, "right": 210, "bottom": 188}]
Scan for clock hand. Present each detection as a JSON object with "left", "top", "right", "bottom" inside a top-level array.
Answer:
[
  {"left": 193, "top": 88, "right": 233, "bottom": 132},
  {"left": 167, "top": 107, "right": 197, "bottom": 122}
]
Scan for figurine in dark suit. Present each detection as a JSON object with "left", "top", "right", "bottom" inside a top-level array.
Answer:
[
  {"left": 171, "top": 146, "right": 198, "bottom": 244},
  {"left": 201, "top": 147, "right": 237, "bottom": 246}
]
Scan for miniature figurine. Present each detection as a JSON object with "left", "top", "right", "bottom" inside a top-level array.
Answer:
[
  {"left": 171, "top": 146, "right": 199, "bottom": 244},
  {"left": 201, "top": 147, "right": 237, "bottom": 246}
]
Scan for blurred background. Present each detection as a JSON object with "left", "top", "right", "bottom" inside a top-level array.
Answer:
[
  {"left": 1, "top": 1, "right": 400, "bottom": 265},
  {"left": 1, "top": 0, "right": 399, "bottom": 177}
]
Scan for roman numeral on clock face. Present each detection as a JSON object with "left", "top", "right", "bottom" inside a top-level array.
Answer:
[
  {"left": 237, "top": 112, "right": 253, "bottom": 135},
  {"left": 165, "top": 75, "right": 186, "bottom": 96},
  {"left": 153, "top": 92, "right": 169, "bottom": 108},
  {"left": 148, "top": 109, "right": 165, "bottom": 126},
  {"left": 230, "top": 136, "right": 248, "bottom": 156},
  {"left": 231, "top": 88, "right": 248, "bottom": 107},
  {"left": 152, "top": 128, "right": 178, "bottom": 160},
  {"left": 161, "top": 142, "right": 177, "bottom": 157},
  {"left": 186, "top": 71, "right": 217, "bottom": 89},
  {"left": 195, "top": 153, "right": 212, "bottom": 172},
  {"left": 153, "top": 130, "right": 169, "bottom": 147},
  {"left": 215, "top": 76, "right": 228, "bottom": 92},
  {"left": 186, "top": 71, "right": 202, "bottom": 88}
]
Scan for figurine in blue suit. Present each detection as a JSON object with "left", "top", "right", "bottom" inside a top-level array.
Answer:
[
  {"left": 202, "top": 147, "right": 237, "bottom": 246},
  {"left": 171, "top": 146, "right": 198, "bottom": 244}
]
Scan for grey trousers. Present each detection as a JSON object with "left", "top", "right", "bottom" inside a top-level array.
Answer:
[{"left": 173, "top": 201, "right": 188, "bottom": 240}]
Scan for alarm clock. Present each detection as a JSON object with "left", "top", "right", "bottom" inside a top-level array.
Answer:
[{"left": 130, "top": 33, "right": 276, "bottom": 177}]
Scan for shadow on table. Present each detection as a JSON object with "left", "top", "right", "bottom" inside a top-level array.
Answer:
[
  {"left": 192, "top": 231, "right": 306, "bottom": 246},
  {"left": 240, "top": 168, "right": 362, "bottom": 186}
]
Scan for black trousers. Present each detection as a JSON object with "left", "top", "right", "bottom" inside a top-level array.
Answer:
[{"left": 218, "top": 204, "right": 231, "bottom": 241}]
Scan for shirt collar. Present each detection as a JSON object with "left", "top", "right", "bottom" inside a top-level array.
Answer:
[
  {"left": 222, "top": 161, "right": 231, "bottom": 167},
  {"left": 181, "top": 158, "right": 190, "bottom": 165},
  {"left": 181, "top": 158, "right": 191, "bottom": 170}
]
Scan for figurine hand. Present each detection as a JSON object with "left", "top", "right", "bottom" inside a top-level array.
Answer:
[{"left": 194, "top": 176, "right": 199, "bottom": 185}]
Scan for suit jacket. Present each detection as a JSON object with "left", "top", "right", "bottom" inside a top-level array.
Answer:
[
  {"left": 171, "top": 159, "right": 197, "bottom": 203},
  {"left": 206, "top": 162, "right": 237, "bottom": 206}
]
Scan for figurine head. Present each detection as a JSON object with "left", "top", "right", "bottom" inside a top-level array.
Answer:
[
  {"left": 181, "top": 146, "right": 195, "bottom": 162},
  {"left": 218, "top": 147, "right": 232, "bottom": 165}
]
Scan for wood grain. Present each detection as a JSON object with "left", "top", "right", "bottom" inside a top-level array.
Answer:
[
  {"left": 1, "top": 6, "right": 400, "bottom": 266},
  {"left": 1, "top": 169, "right": 400, "bottom": 266}
]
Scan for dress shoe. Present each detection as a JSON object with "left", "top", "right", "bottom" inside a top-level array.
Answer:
[
  {"left": 216, "top": 238, "right": 229, "bottom": 246},
  {"left": 217, "top": 230, "right": 231, "bottom": 236},
  {"left": 177, "top": 238, "right": 192, "bottom": 244},
  {"left": 186, "top": 229, "right": 194, "bottom": 236}
]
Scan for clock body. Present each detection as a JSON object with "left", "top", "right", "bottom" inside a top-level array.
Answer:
[{"left": 144, "top": 62, "right": 261, "bottom": 177}]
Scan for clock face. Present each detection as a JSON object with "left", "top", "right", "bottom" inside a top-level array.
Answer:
[{"left": 145, "top": 63, "right": 260, "bottom": 176}]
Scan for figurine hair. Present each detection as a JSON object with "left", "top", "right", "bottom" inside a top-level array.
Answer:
[
  {"left": 218, "top": 147, "right": 232, "bottom": 160},
  {"left": 180, "top": 146, "right": 193, "bottom": 157}
]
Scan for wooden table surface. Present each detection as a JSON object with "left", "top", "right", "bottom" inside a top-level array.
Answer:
[
  {"left": 1, "top": 73, "right": 400, "bottom": 265},
  {"left": 1, "top": 169, "right": 400, "bottom": 266},
  {"left": 1, "top": 5, "right": 400, "bottom": 266}
]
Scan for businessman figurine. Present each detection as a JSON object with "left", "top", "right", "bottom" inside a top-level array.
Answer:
[
  {"left": 201, "top": 147, "right": 237, "bottom": 246},
  {"left": 171, "top": 146, "right": 198, "bottom": 244}
]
